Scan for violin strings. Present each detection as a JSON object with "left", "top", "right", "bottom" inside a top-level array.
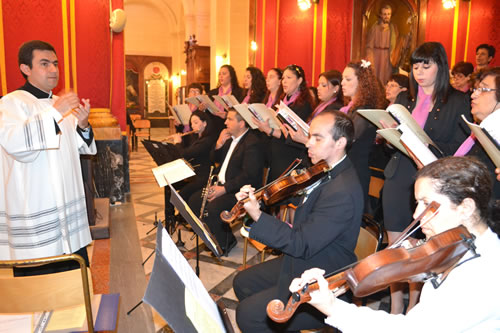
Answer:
[{"left": 391, "top": 206, "right": 440, "bottom": 248}]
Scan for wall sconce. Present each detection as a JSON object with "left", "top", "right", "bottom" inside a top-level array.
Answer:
[
  {"left": 298, "top": 0, "right": 318, "bottom": 11},
  {"left": 180, "top": 70, "right": 187, "bottom": 76},
  {"left": 442, "top": 0, "right": 456, "bottom": 9},
  {"left": 250, "top": 41, "right": 258, "bottom": 51}
]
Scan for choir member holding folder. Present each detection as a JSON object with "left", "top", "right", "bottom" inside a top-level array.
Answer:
[
  {"left": 253, "top": 64, "right": 312, "bottom": 182},
  {"left": 263, "top": 68, "right": 284, "bottom": 108},
  {"left": 381, "top": 42, "right": 471, "bottom": 315},
  {"left": 286, "top": 70, "right": 344, "bottom": 145},
  {"left": 455, "top": 67, "right": 500, "bottom": 199},
  {"left": 204, "top": 64, "right": 243, "bottom": 132},
  {"left": 340, "top": 60, "right": 387, "bottom": 202}
]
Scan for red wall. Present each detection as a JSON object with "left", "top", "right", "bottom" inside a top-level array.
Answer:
[
  {"left": 255, "top": 0, "right": 352, "bottom": 86},
  {"left": 255, "top": 0, "right": 499, "bottom": 82},
  {"left": 0, "top": 0, "right": 126, "bottom": 129}
]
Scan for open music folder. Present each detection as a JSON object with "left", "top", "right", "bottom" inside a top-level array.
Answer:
[
  {"left": 276, "top": 101, "right": 310, "bottom": 136},
  {"left": 462, "top": 115, "right": 500, "bottom": 168},
  {"left": 143, "top": 223, "right": 232, "bottom": 333}
]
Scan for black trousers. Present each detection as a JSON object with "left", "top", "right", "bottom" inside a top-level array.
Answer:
[
  {"left": 188, "top": 189, "right": 237, "bottom": 249},
  {"left": 233, "top": 257, "right": 327, "bottom": 332}
]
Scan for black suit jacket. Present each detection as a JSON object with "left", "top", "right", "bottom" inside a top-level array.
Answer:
[
  {"left": 211, "top": 129, "right": 264, "bottom": 194},
  {"left": 176, "top": 132, "right": 217, "bottom": 180},
  {"left": 249, "top": 157, "right": 363, "bottom": 300}
]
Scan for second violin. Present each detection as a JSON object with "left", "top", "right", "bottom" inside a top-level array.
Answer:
[{"left": 220, "top": 160, "right": 330, "bottom": 223}]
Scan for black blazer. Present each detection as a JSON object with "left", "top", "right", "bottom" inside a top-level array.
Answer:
[
  {"left": 211, "top": 130, "right": 264, "bottom": 194},
  {"left": 269, "top": 99, "right": 313, "bottom": 182},
  {"left": 385, "top": 89, "right": 471, "bottom": 178},
  {"left": 468, "top": 143, "right": 500, "bottom": 200},
  {"left": 176, "top": 133, "right": 217, "bottom": 180},
  {"left": 348, "top": 105, "right": 377, "bottom": 200},
  {"left": 250, "top": 157, "right": 364, "bottom": 300}
]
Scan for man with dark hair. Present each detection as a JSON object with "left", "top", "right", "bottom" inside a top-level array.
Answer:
[
  {"left": 366, "top": 4, "right": 398, "bottom": 84},
  {"left": 476, "top": 44, "right": 496, "bottom": 71},
  {"left": 0, "top": 40, "right": 96, "bottom": 270},
  {"left": 233, "top": 110, "right": 363, "bottom": 332},
  {"left": 188, "top": 109, "right": 264, "bottom": 255}
]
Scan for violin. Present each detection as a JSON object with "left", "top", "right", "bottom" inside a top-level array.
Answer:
[
  {"left": 220, "top": 160, "right": 330, "bottom": 223},
  {"left": 266, "top": 203, "right": 477, "bottom": 323}
]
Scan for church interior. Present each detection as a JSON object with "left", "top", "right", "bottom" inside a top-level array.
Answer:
[{"left": 0, "top": 0, "right": 499, "bottom": 332}]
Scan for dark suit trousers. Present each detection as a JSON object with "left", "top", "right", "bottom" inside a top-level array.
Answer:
[
  {"left": 233, "top": 258, "right": 326, "bottom": 332},
  {"left": 188, "top": 189, "right": 237, "bottom": 249}
]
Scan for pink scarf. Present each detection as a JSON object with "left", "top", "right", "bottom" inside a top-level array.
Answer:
[
  {"left": 214, "top": 85, "right": 232, "bottom": 111},
  {"left": 308, "top": 97, "right": 337, "bottom": 124},
  {"left": 283, "top": 90, "right": 300, "bottom": 106},
  {"left": 412, "top": 86, "right": 432, "bottom": 129},
  {"left": 454, "top": 134, "right": 476, "bottom": 156},
  {"left": 266, "top": 94, "right": 277, "bottom": 108},
  {"left": 339, "top": 101, "right": 353, "bottom": 114}
]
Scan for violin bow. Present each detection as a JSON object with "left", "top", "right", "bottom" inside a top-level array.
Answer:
[{"left": 389, "top": 201, "right": 440, "bottom": 249}]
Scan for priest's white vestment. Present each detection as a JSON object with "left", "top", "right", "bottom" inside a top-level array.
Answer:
[{"left": 0, "top": 90, "right": 96, "bottom": 260}]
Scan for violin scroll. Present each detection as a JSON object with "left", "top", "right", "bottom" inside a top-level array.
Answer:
[{"left": 266, "top": 287, "right": 312, "bottom": 323}]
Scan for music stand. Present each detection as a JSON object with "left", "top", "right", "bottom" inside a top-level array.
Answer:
[
  {"left": 141, "top": 139, "right": 182, "bottom": 235},
  {"left": 168, "top": 180, "right": 223, "bottom": 277},
  {"left": 142, "top": 223, "right": 233, "bottom": 333}
]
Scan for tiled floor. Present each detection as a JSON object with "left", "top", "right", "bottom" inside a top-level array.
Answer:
[{"left": 125, "top": 128, "right": 396, "bottom": 332}]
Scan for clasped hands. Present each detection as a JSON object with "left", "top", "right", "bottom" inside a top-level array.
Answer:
[{"left": 54, "top": 91, "right": 90, "bottom": 129}]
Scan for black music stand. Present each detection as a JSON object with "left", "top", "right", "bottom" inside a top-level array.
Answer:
[
  {"left": 141, "top": 139, "right": 182, "bottom": 236},
  {"left": 142, "top": 223, "right": 233, "bottom": 333},
  {"left": 168, "top": 180, "right": 223, "bottom": 277}
]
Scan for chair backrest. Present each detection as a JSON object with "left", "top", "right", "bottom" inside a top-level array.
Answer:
[
  {"left": 354, "top": 227, "right": 379, "bottom": 261},
  {"left": 134, "top": 119, "right": 151, "bottom": 129},
  {"left": 129, "top": 114, "right": 142, "bottom": 121},
  {"left": 0, "top": 254, "right": 95, "bottom": 333}
]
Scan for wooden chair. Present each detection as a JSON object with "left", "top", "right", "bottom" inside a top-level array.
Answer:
[
  {"left": 354, "top": 226, "right": 380, "bottom": 261},
  {"left": 133, "top": 119, "right": 151, "bottom": 150},
  {"left": 0, "top": 254, "right": 118, "bottom": 333}
]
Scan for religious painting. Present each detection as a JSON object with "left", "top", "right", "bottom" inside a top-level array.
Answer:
[
  {"left": 126, "top": 68, "right": 139, "bottom": 112},
  {"left": 352, "top": 0, "right": 425, "bottom": 84}
]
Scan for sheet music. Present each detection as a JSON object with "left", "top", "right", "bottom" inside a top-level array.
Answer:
[
  {"left": 232, "top": 104, "right": 258, "bottom": 129},
  {"left": 376, "top": 128, "right": 409, "bottom": 157},
  {"left": 0, "top": 315, "right": 32, "bottom": 333},
  {"left": 462, "top": 115, "right": 500, "bottom": 168},
  {"left": 196, "top": 95, "right": 221, "bottom": 115},
  {"left": 277, "top": 101, "right": 309, "bottom": 135},
  {"left": 212, "top": 95, "right": 230, "bottom": 111},
  {"left": 186, "top": 97, "right": 200, "bottom": 107},
  {"left": 248, "top": 104, "right": 281, "bottom": 130},
  {"left": 221, "top": 95, "right": 240, "bottom": 108},
  {"left": 172, "top": 104, "right": 193, "bottom": 125},
  {"left": 160, "top": 229, "right": 225, "bottom": 333},
  {"left": 357, "top": 109, "right": 399, "bottom": 129},
  {"left": 399, "top": 123, "right": 438, "bottom": 166},
  {"left": 152, "top": 159, "right": 196, "bottom": 187}
]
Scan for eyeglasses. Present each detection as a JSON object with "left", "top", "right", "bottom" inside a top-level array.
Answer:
[
  {"left": 386, "top": 83, "right": 402, "bottom": 89},
  {"left": 472, "top": 87, "right": 497, "bottom": 95}
]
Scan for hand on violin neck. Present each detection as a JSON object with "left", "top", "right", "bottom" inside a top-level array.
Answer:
[
  {"left": 236, "top": 185, "right": 261, "bottom": 221},
  {"left": 289, "top": 268, "right": 336, "bottom": 317}
]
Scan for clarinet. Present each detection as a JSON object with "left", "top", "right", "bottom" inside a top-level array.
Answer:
[{"left": 199, "top": 166, "right": 218, "bottom": 219}]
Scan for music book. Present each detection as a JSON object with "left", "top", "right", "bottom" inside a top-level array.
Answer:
[
  {"left": 212, "top": 95, "right": 231, "bottom": 111},
  {"left": 248, "top": 103, "right": 281, "bottom": 130},
  {"left": 152, "top": 158, "right": 196, "bottom": 187},
  {"left": 171, "top": 104, "right": 192, "bottom": 125},
  {"left": 186, "top": 96, "right": 201, "bottom": 107},
  {"left": 232, "top": 103, "right": 281, "bottom": 130},
  {"left": 221, "top": 95, "right": 240, "bottom": 108},
  {"left": 195, "top": 94, "right": 222, "bottom": 115},
  {"left": 276, "top": 101, "right": 310, "bottom": 136},
  {"left": 376, "top": 128, "right": 408, "bottom": 157},
  {"left": 399, "top": 123, "right": 438, "bottom": 167},
  {"left": 359, "top": 104, "right": 442, "bottom": 155},
  {"left": 143, "top": 223, "right": 229, "bottom": 333},
  {"left": 462, "top": 115, "right": 500, "bottom": 168}
]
